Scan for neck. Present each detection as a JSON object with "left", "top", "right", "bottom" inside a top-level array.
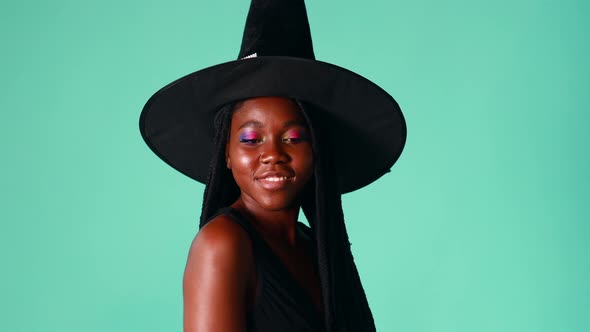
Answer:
[{"left": 231, "top": 196, "right": 301, "bottom": 247}]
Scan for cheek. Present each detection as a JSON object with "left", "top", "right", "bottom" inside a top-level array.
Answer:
[
  {"left": 229, "top": 149, "right": 258, "bottom": 178},
  {"left": 236, "top": 156, "right": 255, "bottom": 173},
  {"left": 296, "top": 146, "right": 315, "bottom": 178}
]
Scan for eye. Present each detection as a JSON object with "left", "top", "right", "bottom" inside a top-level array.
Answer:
[
  {"left": 283, "top": 137, "right": 303, "bottom": 143},
  {"left": 239, "top": 137, "right": 262, "bottom": 145},
  {"left": 239, "top": 131, "right": 262, "bottom": 145},
  {"left": 282, "top": 130, "right": 308, "bottom": 144}
]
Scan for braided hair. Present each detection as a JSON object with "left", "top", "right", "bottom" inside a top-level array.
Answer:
[{"left": 198, "top": 100, "right": 376, "bottom": 332}]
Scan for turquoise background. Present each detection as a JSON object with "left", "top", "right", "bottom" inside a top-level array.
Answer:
[{"left": 1, "top": 0, "right": 588, "bottom": 331}]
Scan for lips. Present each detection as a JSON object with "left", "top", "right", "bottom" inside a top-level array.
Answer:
[
  {"left": 255, "top": 171, "right": 295, "bottom": 190},
  {"left": 260, "top": 176, "right": 292, "bottom": 182}
]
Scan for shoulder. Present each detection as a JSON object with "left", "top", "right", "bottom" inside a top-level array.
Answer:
[
  {"left": 193, "top": 214, "right": 252, "bottom": 252},
  {"left": 183, "top": 214, "right": 255, "bottom": 331},
  {"left": 186, "top": 214, "right": 254, "bottom": 273}
]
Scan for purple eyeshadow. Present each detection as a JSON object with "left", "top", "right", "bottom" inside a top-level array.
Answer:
[{"left": 239, "top": 131, "right": 258, "bottom": 141}]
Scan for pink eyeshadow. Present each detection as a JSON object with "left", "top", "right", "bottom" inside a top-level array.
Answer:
[{"left": 239, "top": 131, "right": 259, "bottom": 140}]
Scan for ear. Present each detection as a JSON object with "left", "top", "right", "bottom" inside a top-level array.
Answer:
[{"left": 225, "top": 143, "right": 231, "bottom": 169}]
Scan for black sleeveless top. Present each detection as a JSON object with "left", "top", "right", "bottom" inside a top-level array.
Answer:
[{"left": 211, "top": 207, "right": 326, "bottom": 332}]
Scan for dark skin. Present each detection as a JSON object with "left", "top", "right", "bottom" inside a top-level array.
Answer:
[{"left": 183, "top": 97, "right": 323, "bottom": 332}]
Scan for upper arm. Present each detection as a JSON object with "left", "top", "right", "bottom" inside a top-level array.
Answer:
[{"left": 183, "top": 215, "right": 254, "bottom": 332}]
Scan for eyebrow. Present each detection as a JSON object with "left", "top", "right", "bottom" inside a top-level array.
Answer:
[
  {"left": 238, "top": 120, "right": 264, "bottom": 130},
  {"left": 238, "top": 120, "right": 308, "bottom": 130}
]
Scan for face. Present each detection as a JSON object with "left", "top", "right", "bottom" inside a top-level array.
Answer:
[{"left": 226, "top": 97, "right": 314, "bottom": 212}]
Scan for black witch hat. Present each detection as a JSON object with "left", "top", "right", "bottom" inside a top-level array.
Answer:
[{"left": 139, "top": 0, "right": 406, "bottom": 193}]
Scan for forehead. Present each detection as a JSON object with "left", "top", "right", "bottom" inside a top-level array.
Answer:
[{"left": 231, "top": 97, "right": 307, "bottom": 127}]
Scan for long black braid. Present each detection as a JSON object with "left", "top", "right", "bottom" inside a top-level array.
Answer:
[
  {"left": 198, "top": 100, "right": 376, "bottom": 332},
  {"left": 198, "top": 103, "right": 241, "bottom": 226}
]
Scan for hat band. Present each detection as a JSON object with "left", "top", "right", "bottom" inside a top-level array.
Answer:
[{"left": 241, "top": 53, "right": 258, "bottom": 60}]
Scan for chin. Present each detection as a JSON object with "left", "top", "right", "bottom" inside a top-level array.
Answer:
[
  {"left": 242, "top": 190, "right": 302, "bottom": 212},
  {"left": 257, "top": 196, "right": 301, "bottom": 211}
]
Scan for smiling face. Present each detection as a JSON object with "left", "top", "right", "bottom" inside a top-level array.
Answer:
[{"left": 225, "top": 97, "right": 314, "bottom": 212}]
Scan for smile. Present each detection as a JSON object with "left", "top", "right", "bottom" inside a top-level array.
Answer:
[
  {"left": 255, "top": 174, "right": 295, "bottom": 191},
  {"left": 260, "top": 176, "right": 292, "bottom": 182}
]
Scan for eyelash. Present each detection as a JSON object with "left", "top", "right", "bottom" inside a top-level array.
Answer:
[
  {"left": 239, "top": 137, "right": 306, "bottom": 145},
  {"left": 239, "top": 138, "right": 262, "bottom": 144},
  {"left": 283, "top": 137, "right": 304, "bottom": 143}
]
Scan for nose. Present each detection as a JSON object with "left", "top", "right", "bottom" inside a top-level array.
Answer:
[{"left": 260, "top": 139, "right": 289, "bottom": 164}]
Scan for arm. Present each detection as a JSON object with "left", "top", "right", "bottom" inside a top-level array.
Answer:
[{"left": 183, "top": 215, "right": 254, "bottom": 332}]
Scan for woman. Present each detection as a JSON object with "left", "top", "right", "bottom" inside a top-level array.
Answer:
[
  {"left": 186, "top": 97, "right": 321, "bottom": 331},
  {"left": 139, "top": 1, "right": 406, "bottom": 331}
]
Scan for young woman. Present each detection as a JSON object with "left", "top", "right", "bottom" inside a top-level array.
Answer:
[
  {"left": 139, "top": 1, "right": 406, "bottom": 331},
  {"left": 185, "top": 97, "right": 320, "bottom": 331}
]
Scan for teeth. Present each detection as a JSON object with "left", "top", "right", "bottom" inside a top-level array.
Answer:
[{"left": 262, "top": 176, "right": 289, "bottom": 182}]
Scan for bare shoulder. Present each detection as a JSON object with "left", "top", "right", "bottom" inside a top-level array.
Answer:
[
  {"left": 184, "top": 214, "right": 254, "bottom": 282},
  {"left": 183, "top": 214, "right": 254, "bottom": 332},
  {"left": 188, "top": 214, "right": 253, "bottom": 260}
]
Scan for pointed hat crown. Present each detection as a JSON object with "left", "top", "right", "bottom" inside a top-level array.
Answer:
[{"left": 238, "top": 0, "right": 315, "bottom": 59}]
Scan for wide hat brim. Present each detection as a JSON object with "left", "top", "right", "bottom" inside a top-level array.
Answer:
[{"left": 140, "top": 56, "right": 406, "bottom": 194}]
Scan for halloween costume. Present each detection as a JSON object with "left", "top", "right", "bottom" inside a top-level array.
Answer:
[{"left": 139, "top": 0, "right": 407, "bottom": 331}]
